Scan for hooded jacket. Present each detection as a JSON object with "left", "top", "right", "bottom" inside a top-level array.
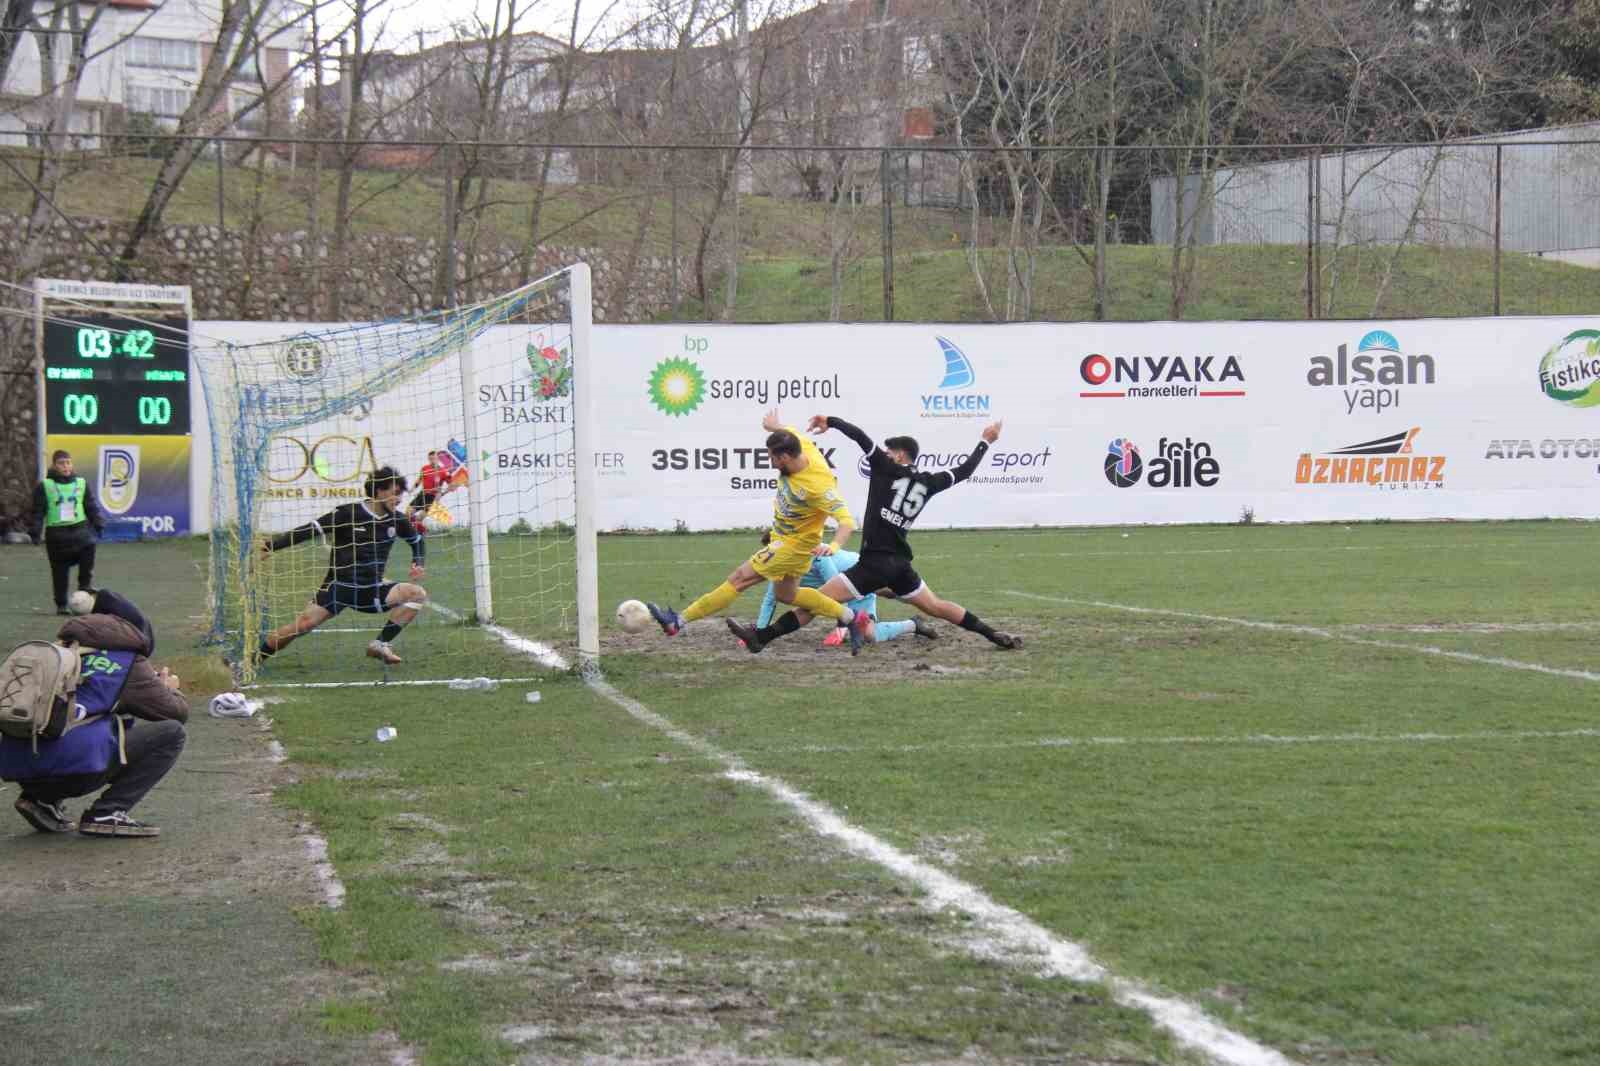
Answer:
[
  {"left": 0, "top": 611, "right": 188, "bottom": 781},
  {"left": 29, "top": 469, "right": 105, "bottom": 545}
]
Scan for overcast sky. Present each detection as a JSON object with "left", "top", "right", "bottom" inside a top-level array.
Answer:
[{"left": 360, "top": 0, "right": 625, "bottom": 53}]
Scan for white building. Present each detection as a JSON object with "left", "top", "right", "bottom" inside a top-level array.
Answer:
[{"left": 0, "top": 0, "right": 306, "bottom": 147}]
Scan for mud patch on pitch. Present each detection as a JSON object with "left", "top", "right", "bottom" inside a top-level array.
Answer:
[{"left": 600, "top": 614, "right": 1032, "bottom": 686}]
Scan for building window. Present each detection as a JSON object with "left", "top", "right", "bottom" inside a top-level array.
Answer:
[
  {"left": 126, "top": 84, "right": 193, "bottom": 118},
  {"left": 230, "top": 91, "right": 264, "bottom": 132},
  {"left": 902, "top": 35, "right": 931, "bottom": 78},
  {"left": 127, "top": 37, "right": 199, "bottom": 71}
]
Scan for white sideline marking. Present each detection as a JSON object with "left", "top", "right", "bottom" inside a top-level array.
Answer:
[
  {"left": 302, "top": 831, "right": 346, "bottom": 909},
  {"left": 585, "top": 679, "right": 1292, "bottom": 1066},
  {"left": 246, "top": 676, "right": 544, "bottom": 690},
  {"left": 446, "top": 609, "right": 1295, "bottom": 1062},
  {"left": 426, "top": 601, "right": 570, "bottom": 672},
  {"left": 779, "top": 728, "right": 1600, "bottom": 757},
  {"left": 603, "top": 537, "right": 1591, "bottom": 569},
  {"left": 1002, "top": 590, "right": 1600, "bottom": 684}
]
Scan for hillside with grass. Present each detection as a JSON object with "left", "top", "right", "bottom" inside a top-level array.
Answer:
[{"left": 3, "top": 151, "right": 1596, "bottom": 322}]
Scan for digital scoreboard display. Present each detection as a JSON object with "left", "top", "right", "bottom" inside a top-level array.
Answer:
[{"left": 41, "top": 313, "right": 190, "bottom": 435}]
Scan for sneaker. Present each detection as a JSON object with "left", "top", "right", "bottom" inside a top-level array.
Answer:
[
  {"left": 366, "top": 639, "right": 403, "bottom": 665},
  {"left": 14, "top": 795, "right": 74, "bottom": 833},
  {"left": 821, "top": 627, "right": 845, "bottom": 648},
  {"left": 993, "top": 632, "right": 1024, "bottom": 650},
  {"left": 79, "top": 810, "right": 160, "bottom": 838},
  {"left": 913, "top": 618, "right": 939, "bottom": 639},
  {"left": 848, "top": 610, "right": 871, "bottom": 656},
  {"left": 726, "top": 618, "right": 765, "bottom": 653},
  {"left": 646, "top": 602, "right": 683, "bottom": 637}
]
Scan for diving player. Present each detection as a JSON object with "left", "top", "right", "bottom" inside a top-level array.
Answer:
[
  {"left": 257, "top": 465, "right": 427, "bottom": 666},
  {"left": 751, "top": 532, "right": 937, "bottom": 647},
  {"left": 727, "top": 415, "right": 1021, "bottom": 653},
  {"left": 641, "top": 409, "right": 866, "bottom": 651}
]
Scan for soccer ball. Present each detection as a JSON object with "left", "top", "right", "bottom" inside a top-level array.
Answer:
[{"left": 615, "top": 599, "right": 652, "bottom": 634}]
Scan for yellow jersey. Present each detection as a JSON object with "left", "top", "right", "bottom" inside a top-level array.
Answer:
[{"left": 770, "top": 428, "right": 853, "bottom": 549}]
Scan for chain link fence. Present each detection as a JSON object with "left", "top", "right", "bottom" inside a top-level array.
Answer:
[{"left": 2, "top": 136, "right": 1598, "bottom": 324}]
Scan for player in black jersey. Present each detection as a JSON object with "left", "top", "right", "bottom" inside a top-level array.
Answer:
[
  {"left": 727, "top": 415, "right": 1021, "bottom": 653},
  {"left": 257, "top": 465, "right": 428, "bottom": 666}
]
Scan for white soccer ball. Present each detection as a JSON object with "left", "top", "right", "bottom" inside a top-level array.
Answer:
[{"left": 615, "top": 599, "right": 653, "bottom": 634}]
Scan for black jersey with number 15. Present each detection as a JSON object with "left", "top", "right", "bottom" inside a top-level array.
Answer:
[{"left": 827, "top": 417, "right": 987, "bottom": 560}]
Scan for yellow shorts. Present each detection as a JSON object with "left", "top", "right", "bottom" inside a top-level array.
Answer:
[{"left": 748, "top": 537, "right": 816, "bottom": 581}]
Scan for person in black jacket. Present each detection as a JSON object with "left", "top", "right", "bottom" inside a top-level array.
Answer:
[
  {"left": 2, "top": 590, "right": 189, "bottom": 838},
  {"left": 257, "top": 466, "right": 427, "bottom": 667},
  {"left": 727, "top": 415, "right": 1021, "bottom": 654},
  {"left": 28, "top": 450, "right": 106, "bottom": 614}
]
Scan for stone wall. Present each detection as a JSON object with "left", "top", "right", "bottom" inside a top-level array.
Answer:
[{"left": 0, "top": 210, "right": 685, "bottom": 527}]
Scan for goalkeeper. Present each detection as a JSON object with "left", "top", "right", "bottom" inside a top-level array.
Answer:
[
  {"left": 642, "top": 409, "right": 867, "bottom": 651},
  {"left": 751, "top": 531, "right": 936, "bottom": 648},
  {"left": 257, "top": 465, "right": 427, "bottom": 667}
]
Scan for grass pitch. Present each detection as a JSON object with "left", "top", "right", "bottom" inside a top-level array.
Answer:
[{"left": 3, "top": 520, "right": 1597, "bottom": 1065}]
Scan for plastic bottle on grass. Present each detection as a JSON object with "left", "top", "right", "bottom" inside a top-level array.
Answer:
[
  {"left": 375, "top": 727, "right": 398, "bottom": 742},
  {"left": 525, "top": 690, "right": 541, "bottom": 704}
]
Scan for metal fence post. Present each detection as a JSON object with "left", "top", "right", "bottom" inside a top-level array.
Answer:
[
  {"left": 442, "top": 144, "right": 458, "bottom": 309},
  {"left": 216, "top": 139, "right": 226, "bottom": 232},
  {"left": 1306, "top": 151, "right": 1315, "bottom": 319},
  {"left": 1493, "top": 144, "right": 1502, "bottom": 317},
  {"left": 670, "top": 148, "right": 680, "bottom": 321},
  {"left": 881, "top": 149, "right": 894, "bottom": 322}
]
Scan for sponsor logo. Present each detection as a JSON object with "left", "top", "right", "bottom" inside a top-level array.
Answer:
[
  {"left": 648, "top": 355, "right": 706, "bottom": 416},
  {"left": 137, "top": 515, "right": 176, "bottom": 534},
  {"left": 475, "top": 330, "right": 574, "bottom": 424},
  {"left": 649, "top": 337, "right": 841, "bottom": 417},
  {"left": 1484, "top": 437, "right": 1600, "bottom": 460},
  {"left": 653, "top": 444, "right": 839, "bottom": 493},
  {"left": 279, "top": 336, "right": 330, "bottom": 381},
  {"left": 527, "top": 331, "right": 573, "bottom": 400},
  {"left": 98, "top": 444, "right": 139, "bottom": 515},
  {"left": 1079, "top": 353, "right": 1245, "bottom": 400},
  {"left": 1102, "top": 436, "right": 1220, "bottom": 488},
  {"left": 921, "top": 336, "right": 991, "bottom": 418},
  {"left": 1294, "top": 427, "right": 1445, "bottom": 489},
  {"left": 1538, "top": 329, "right": 1600, "bottom": 408},
  {"left": 1104, "top": 438, "right": 1142, "bottom": 487},
  {"left": 1306, "top": 330, "right": 1436, "bottom": 415},
  {"left": 263, "top": 434, "right": 377, "bottom": 500},
  {"left": 652, "top": 445, "right": 838, "bottom": 472},
  {"left": 856, "top": 446, "right": 1053, "bottom": 486}
]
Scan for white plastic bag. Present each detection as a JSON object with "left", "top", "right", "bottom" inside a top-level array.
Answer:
[{"left": 208, "top": 691, "right": 260, "bottom": 719}]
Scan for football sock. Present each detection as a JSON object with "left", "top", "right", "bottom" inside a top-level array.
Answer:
[
  {"left": 258, "top": 641, "right": 277, "bottom": 659},
  {"left": 683, "top": 581, "right": 740, "bottom": 622},
  {"left": 756, "top": 611, "right": 803, "bottom": 644},
  {"left": 874, "top": 619, "right": 915, "bottom": 643},
  {"left": 791, "top": 586, "right": 849, "bottom": 621},
  {"left": 958, "top": 610, "right": 1001, "bottom": 642},
  {"left": 378, "top": 621, "right": 404, "bottom": 643}
]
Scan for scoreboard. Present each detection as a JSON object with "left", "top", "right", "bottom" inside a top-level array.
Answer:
[{"left": 41, "top": 313, "right": 190, "bottom": 436}]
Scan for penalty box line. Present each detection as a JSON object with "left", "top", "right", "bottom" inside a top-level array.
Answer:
[
  {"left": 458, "top": 606, "right": 1296, "bottom": 1066},
  {"left": 1002, "top": 590, "right": 1600, "bottom": 685}
]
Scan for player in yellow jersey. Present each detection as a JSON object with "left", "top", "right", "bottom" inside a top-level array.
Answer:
[{"left": 643, "top": 409, "right": 870, "bottom": 652}]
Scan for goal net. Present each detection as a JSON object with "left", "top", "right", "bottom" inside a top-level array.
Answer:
[{"left": 197, "top": 265, "right": 597, "bottom": 684}]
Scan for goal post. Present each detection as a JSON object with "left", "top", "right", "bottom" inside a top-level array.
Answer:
[{"left": 197, "top": 264, "right": 598, "bottom": 683}]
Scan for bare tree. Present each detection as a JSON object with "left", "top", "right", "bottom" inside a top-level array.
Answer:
[
  {"left": 941, "top": 0, "right": 1097, "bottom": 321},
  {"left": 1147, "top": 0, "right": 1319, "bottom": 319},
  {"left": 112, "top": 0, "right": 313, "bottom": 278}
]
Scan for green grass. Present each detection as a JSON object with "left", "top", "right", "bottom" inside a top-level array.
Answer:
[{"left": 3, "top": 521, "right": 1598, "bottom": 1064}]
